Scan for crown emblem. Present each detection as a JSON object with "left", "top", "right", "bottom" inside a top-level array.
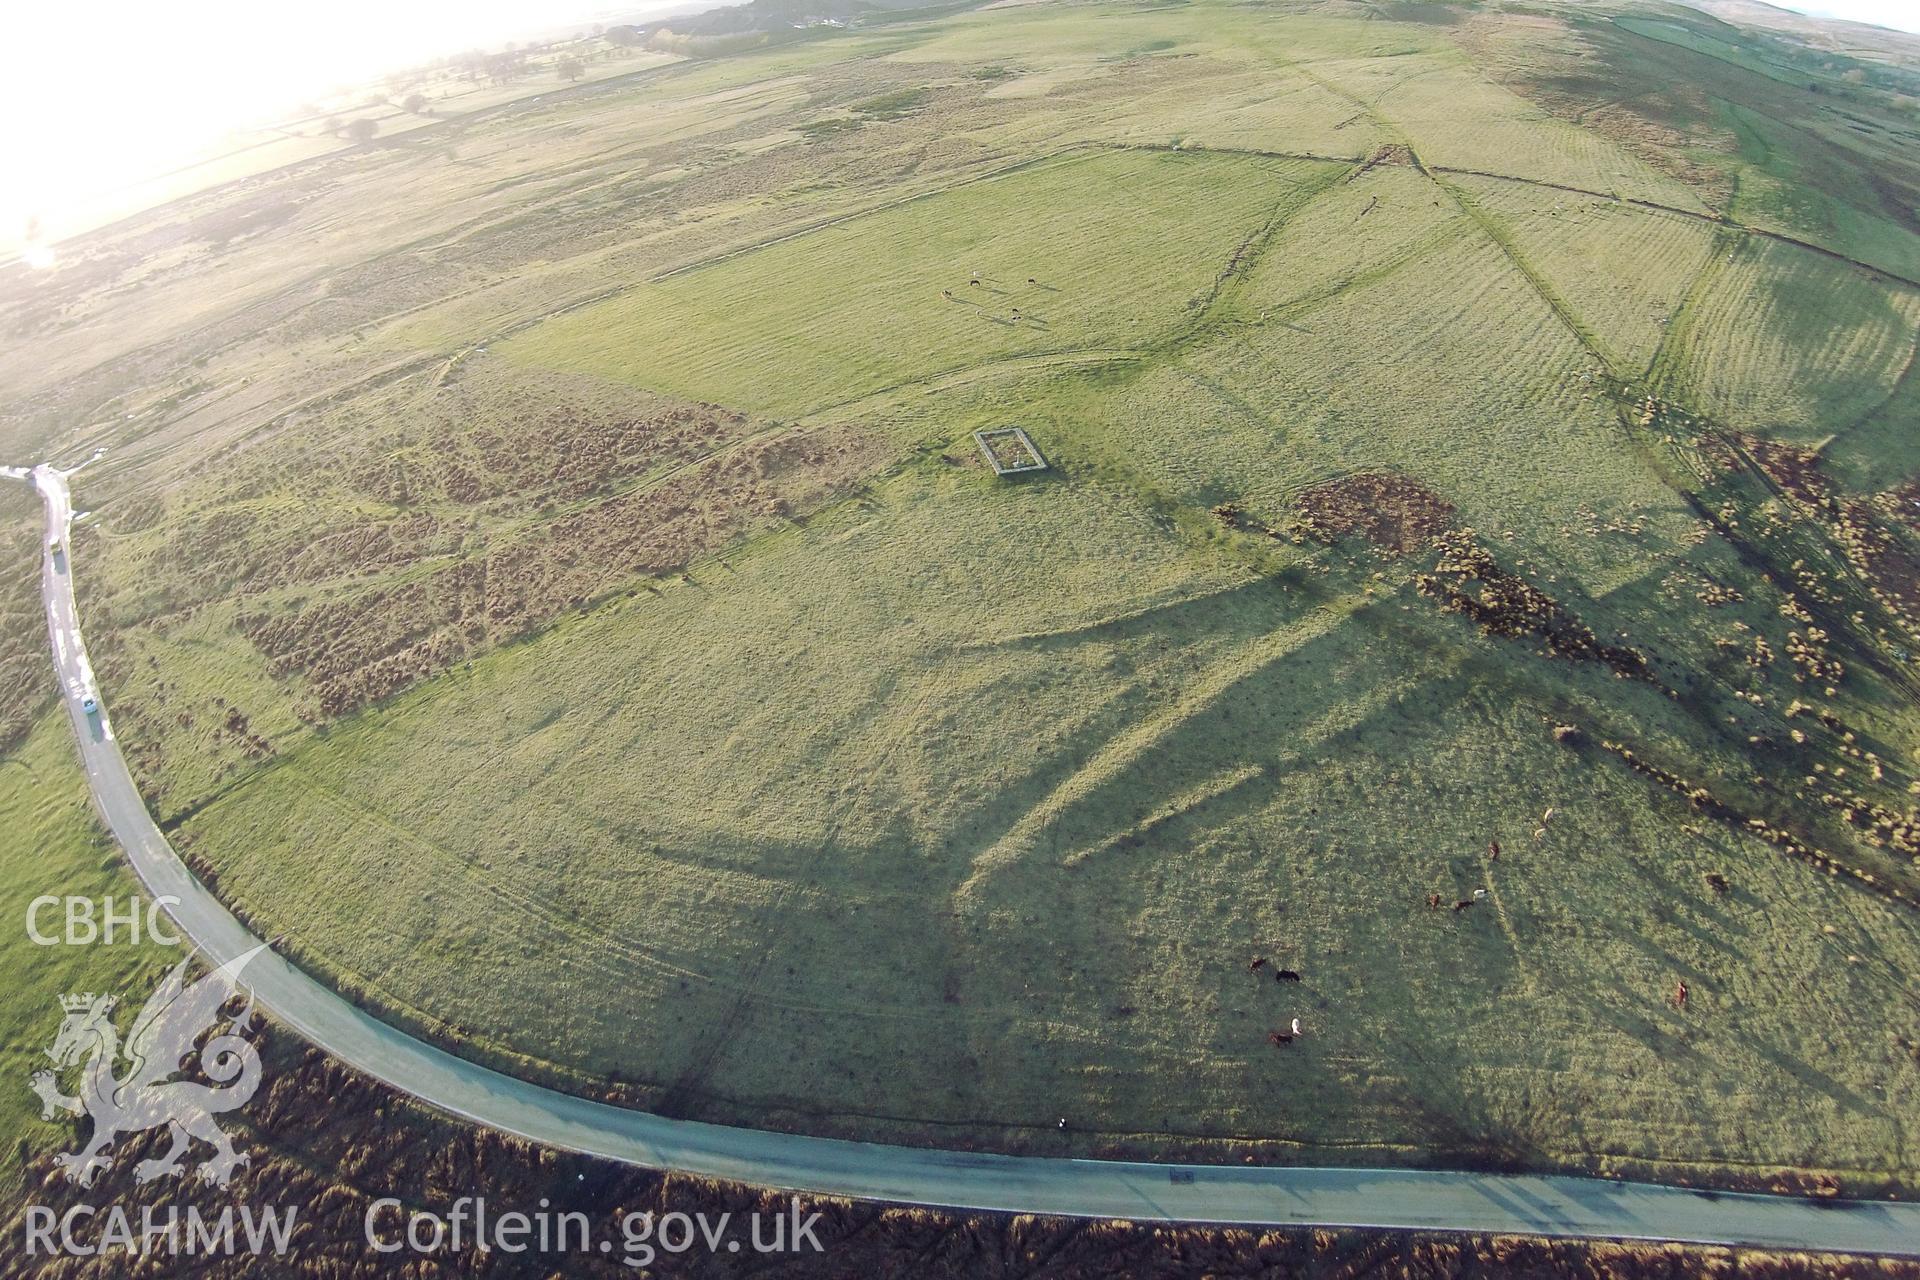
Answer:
[{"left": 35, "top": 946, "right": 271, "bottom": 1191}]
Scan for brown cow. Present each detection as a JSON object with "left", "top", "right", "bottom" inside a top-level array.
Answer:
[
  {"left": 1427, "top": 893, "right": 1442, "bottom": 909},
  {"left": 1488, "top": 839, "right": 1501, "bottom": 861},
  {"left": 1673, "top": 980, "right": 1689, "bottom": 1010},
  {"left": 1453, "top": 900, "right": 1474, "bottom": 912},
  {"left": 1268, "top": 1031, "right": 1293, "bottom": 1047}
]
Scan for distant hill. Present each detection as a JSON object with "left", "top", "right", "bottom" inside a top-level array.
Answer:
[
  {"left": 1680, "top": 0, "right": 1920, "bottom": 59},
  {"left": 612, "top": 0, "right": 970, "bottom": 38}
]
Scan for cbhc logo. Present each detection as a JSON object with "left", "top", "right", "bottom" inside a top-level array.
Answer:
[{"left": 27, "top": 896, "right": 181, "bottom": 946}]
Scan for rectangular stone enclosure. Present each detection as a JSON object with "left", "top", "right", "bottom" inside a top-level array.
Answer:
[{"left": 974, "top": 427, "right": 1048, "bottom": 476}]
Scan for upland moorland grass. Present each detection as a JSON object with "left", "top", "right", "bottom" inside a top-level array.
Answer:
[{"left": 4, "top": 0, "right": 1919, "bottom": 1192}]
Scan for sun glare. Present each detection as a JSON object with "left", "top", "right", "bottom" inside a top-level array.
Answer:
[{"left": 0, "top": 1, "right": 658, "bottom": 253}]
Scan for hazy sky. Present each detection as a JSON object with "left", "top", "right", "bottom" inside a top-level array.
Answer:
[
  {"left": 1784, "top": 1, "right": 1920, "bottom": 32},
  {"left": 0, "top": 1, "right": 677, "bottom": 245}
]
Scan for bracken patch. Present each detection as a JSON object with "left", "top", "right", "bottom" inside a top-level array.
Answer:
[
  {"left": 1417, "top": 529, "right": 1653, "bottom": 680},
  {"left": 239, "top": 425, "right": 887, "bottom": 717},
  {"left": 1743, "top": 435, "right": 1832, "bottom": 507},
  {"left": 1295, "top": 471, "right": 1455, "bottom": 554}
]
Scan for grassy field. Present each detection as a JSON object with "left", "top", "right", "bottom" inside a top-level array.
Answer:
[
  {"left": 1656, "top": 237, "right": 1920, "bottom": 437},
  {"left": 502, "top": 149, "right": 1345, "bottom": 415},
  {"left": 0, "top": 489, "right": 178, "bottom": 1177},
  {"left": 4, "top": 0, "right": 1920, "bottom": 1194},
  {"left": 0, "top": 485, "right": 55, "bottom": 754},
  {"left": 1439, "top": 174, "right": 1722, "bottom": 377},
  {"left": 0, "top": 715, "right": 177, "bottom": 1177},
  {"left": 167, "top": 452, "right": 1920, "bottom": 1177}
]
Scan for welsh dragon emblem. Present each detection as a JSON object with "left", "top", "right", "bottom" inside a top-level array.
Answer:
[{"left": 30, "top": 944, "right": 268, "bottom": 1188}]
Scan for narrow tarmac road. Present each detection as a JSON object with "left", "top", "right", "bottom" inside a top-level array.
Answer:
[{"left": 13, "top": 463, "right": 1920, "bottom": 1255}]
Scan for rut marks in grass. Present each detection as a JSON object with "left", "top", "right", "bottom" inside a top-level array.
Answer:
[
  {"left": 1643, "top": 227, "right": 1744, "bottom": 400},
  {"left": 1161, "top": 161, "right": 1357, "bottom": 356},
  {"left": 1437, "top": 175, "right": 1618, "bottom": 376},
  {"left": 650, "top": 882, "right": 794, "bottom": 1119}
]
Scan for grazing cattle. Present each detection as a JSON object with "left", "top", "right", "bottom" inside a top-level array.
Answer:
[
  {"left": 1673, "top": 980, "right": 1689, "bottom": 1009},
  {"left": 1453, "top": 899, "right": 1473, "bottom": 912},
  {"left": 1488, "top": 839, "right": 1500, "bottom": 861},
  {"left": 1426, "top": 893, "right": 1442, "bottom": 909},
  {"left": 1028, "top": 276, "right": 1037, "bottom": 284},
  {"left": 1290, "top": 1017, "right": 1301, "bottom": 1036},
  {"left": 1268, "top": 1031, "right": 1293, "bottom": 1047},
  {"left": 1276, "top": 969, "right": 1302, "bottom": 983},
  {"left": 1248, "top": 956, "right": 1267, "bottom": 972}
]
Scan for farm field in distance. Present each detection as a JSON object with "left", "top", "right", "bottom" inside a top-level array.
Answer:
[{"left": 4, "top": 0, "right": 1920, "bottom": 1202}]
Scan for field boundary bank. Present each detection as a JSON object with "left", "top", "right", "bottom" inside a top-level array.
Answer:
[{"left": 1429, "top": 165, "right": 1920, "bottom": 291}]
